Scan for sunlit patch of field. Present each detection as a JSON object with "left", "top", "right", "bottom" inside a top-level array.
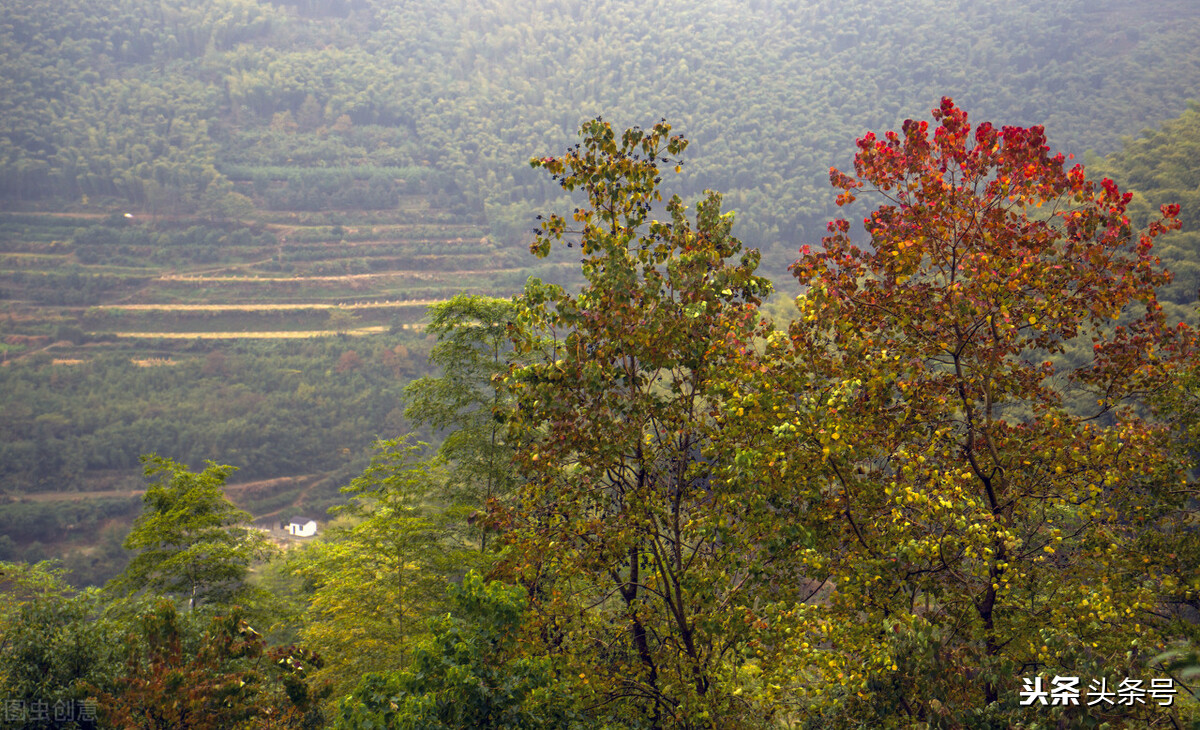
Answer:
[
  {"left": 160, "top": 272, "right": 407, "bottom": 282},
  {"left": 130, "top": 358, "right": 177, "bottom": 366},
  {"left": 102, "top": 325, "right": 411, "bottom": 339},
  {"left": 99, "top": 300, "right": 447, "bottom": 311},
  {"left": 157, "top": 270, "right": 509, "bottom": 282},
  {"left": 66, "top": 265, "right": 161, "bottom": 275},
  {"left": 0, "top": 252, "right": 71, "bottom": 260},
  {"left": 52, "top": 358, "right": 86, "bottom": 365}
]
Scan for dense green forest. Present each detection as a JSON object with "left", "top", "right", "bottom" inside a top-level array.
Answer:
[
  {"left": 4, "top": 0, "right": 1200, "bottom": 273},
  {"left": 0, "top": 336, "right": 425, "bottom": 487}
]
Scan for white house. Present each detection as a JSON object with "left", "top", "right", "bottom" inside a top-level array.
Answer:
[{"left": 286, "top": 516, "right": 318, "bottom": 537}]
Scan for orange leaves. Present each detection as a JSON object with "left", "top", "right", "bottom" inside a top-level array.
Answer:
[
  {"left": 793, "top": 97, "right": 1190, "bottom": 373},
  {"left": 829, "top": 166, "right": 862, "bottom": 207},
  {"left": 778, "top": 98, "right": 1200, "bottom": 719}
]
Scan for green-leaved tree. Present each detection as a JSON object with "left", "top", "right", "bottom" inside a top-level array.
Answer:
[
  {"left": 333, "top": 571, "right": 584, "bottom": 730},
  {"left": 294, "top": 438, "right": 482, "bottom": 701},
  {"left": 500, "top": 118, "right": 776, "bottom": 728},
  {"left": 110, "top": 455, "right": 272, "bottom": 611},
  {"left": 404, "top": 294, "right": 518, "bottom": 552}
]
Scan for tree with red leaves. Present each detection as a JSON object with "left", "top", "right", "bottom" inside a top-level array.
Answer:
[{"left": 723, "top": 98, "right": 1200, "bottom": 727}]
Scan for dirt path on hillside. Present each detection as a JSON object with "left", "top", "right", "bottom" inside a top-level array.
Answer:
[
  {"left": 98, "top": 299, "right": 448, "bottom": 311},
  {"left": 1, "top": 338, "right": 71, "bottom": 367},
  {"left": 14, "top": 473, "right": 320, "bottom": 503},
  {"left": 157, "top": 268, "right": 524, "bottom": 282},
  {"left": 102, "top": 326, "right": 407, "bottom": 338}
]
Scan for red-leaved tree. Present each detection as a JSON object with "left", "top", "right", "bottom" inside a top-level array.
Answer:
[{"left": 725, "top": 98, "right": 1200, "bottom": 727}]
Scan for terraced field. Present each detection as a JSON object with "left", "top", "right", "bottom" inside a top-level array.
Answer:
[{"left": 0, "top": 198, "right": 573, "bottom": 347}]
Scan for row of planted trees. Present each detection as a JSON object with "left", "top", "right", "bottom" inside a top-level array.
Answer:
[{"left": 2, "top": 101, "right": 1199, "bottom": 728}]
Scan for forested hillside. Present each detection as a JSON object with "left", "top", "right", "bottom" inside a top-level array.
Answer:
[
  {"left": 1096, "top": 101, "right": 1200, "bottom": 324},
  {"left": 3, "top": 0, "right": 1200, "bottom": 272}
]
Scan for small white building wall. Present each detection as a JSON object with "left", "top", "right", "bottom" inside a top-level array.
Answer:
[{"left": 288, "top": 520, "right": 317, "bottom": 537}]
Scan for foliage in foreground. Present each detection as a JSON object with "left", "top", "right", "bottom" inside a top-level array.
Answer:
[
  {"left": 108, "top": 455, "right": 274, "bottom": 612},
  {"left": 493, "top": 107, "right": 1200, "bottom": 728},
  {"left": 500, "top": 118, "right": 777, "bottom": 728},
  {"left": 745, "top": 102, "right": 1199, "bottom": 726},
  {"left": 403, "top": 294, "right": 520, "bottom": 553},
  {"left": 333, "top": 572, "right": 584, "bottom": 730},
  {"left": 0, "top": 562, "right": 114, "bottom": 729},
  {"left": 293, "top": 438, "right": 487, "bottom": 702},
  {"left": 92, "top": 600, "right": 328, "bottom": 729},
  {"left": 0, "top": 562, "right": 327, "bottom": 729}
]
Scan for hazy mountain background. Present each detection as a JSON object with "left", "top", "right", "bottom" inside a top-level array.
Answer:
[{"left": 4, "top": 0, "right": 1200, "bottom": 270}]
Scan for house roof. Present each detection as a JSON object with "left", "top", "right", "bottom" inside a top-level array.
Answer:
[{"left": 289, "top": 516, "right": 315, "bottom": 525}]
